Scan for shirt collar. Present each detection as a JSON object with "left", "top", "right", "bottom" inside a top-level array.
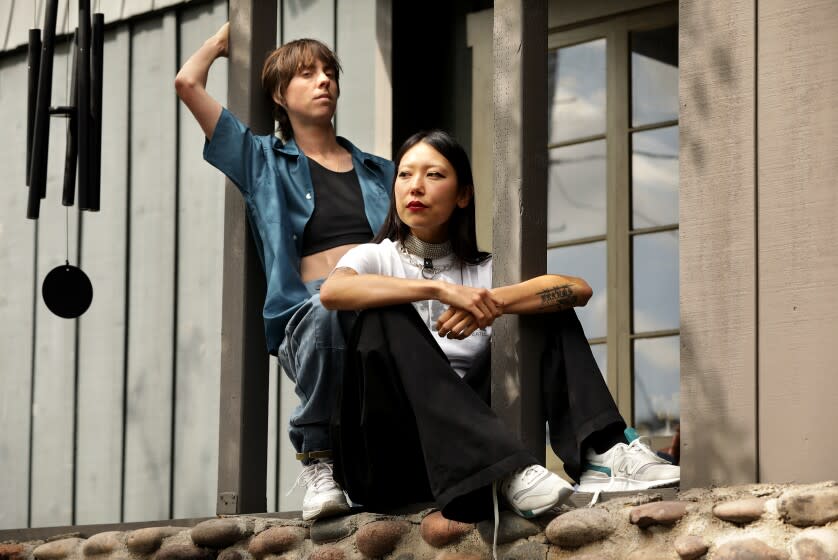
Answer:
[{"left": 271, "top": 135, "right": 383, "bottom": 169}]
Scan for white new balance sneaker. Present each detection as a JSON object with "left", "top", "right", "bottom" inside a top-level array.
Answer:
[
  {"left": 577, "top": 432, "right": 680, "bottom": 493},
  {"left": 500, "top": 464, "right": 574, "bottom": 518},
  {"left": 296, "top": 461, "right": 350, "bottom": 521}
]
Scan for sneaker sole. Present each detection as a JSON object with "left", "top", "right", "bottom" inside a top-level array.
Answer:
[
  {"left": 577, "top": 475, "right": 680, "bottom": 493},
  {"left": 508, "top": 485, "right": 574, "bottom": 518},
  {"left": 302, "top": 498, "right": 351, "bottom": 521}
]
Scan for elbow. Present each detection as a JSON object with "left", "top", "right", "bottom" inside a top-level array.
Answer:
[
  {"left": 174, "top": 72, "right": 196, "bottom": 99},
  {"left": 319, "top": 282, "right": 340, "bottom": 310},
  {"left": 577, "top": 282, "right": 593, "bottom": 307}
]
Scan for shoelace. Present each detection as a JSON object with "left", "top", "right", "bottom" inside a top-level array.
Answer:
[
  {"left": 627, "top": 437, "right": 669, "bottom": 463},
  {"left": 286, "top": 461, "right": 337, "bottom": 497}
]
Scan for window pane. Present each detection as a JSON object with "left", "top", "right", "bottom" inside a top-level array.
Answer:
[
  {"left": 631, "top": 25, "right": 678, "bottom": 127},
  {"left": 548, "top": 140, "right": 606, "bottom": 243},
  {"left": 633, "top": 231, "right": 679, "bottom": 332},
  {"left": 632, "top": 126, "right": 679, "bottom": 228},
  {"left": 547, "top": 241, "right": 606, "bottom": 339},
  {"left": 633, "top": 336, "right": 679, "bottom": 436},
  {"left": 591, "top": 343, "right": 607, "bottom": 383},
  {"left": 548, "top": 39, "right": 606, "bottom": 144}
]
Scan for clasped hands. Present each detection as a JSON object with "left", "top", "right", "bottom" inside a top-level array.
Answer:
[{"left": 435, "top": 284, "right": 504, "bottom": 340}]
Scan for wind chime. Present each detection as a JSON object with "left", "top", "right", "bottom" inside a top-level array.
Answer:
[{"left": 26, "top": 0, "right": 104, "bottom": 319}]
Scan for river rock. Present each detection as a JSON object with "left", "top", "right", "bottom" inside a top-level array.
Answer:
[
  {"left": 779, "top": 487, "right": 838, "bottom": 527},
  {"left": 33, "top": 539, "right": 83, "bottom": 560},
  {"left": 420, "top": 511, "right": 473, "bottom": 548},
  {"left": 545, "top": 508, "right": 615, "bottom": 548},
  {"left": 673, "top": 535, "right": 709, "bottom": 560},
  {"left": 127, "top": 527, "right": 187, "bottom": 553},
  {"left": 790, "top": 527, "right": 838, "bottom": 560},
  {"left": 477, "top": 512, "right": 540, "bottom": 545},
  {"left": 713, "top": 498, "right": 768, "bottom": 524},
  {"left": 629, "top": 501, "right": 688, "bottom": 528},
  {"left": 248, "top": 526, "right": 307, "bottom": 557},
  {"left": 713, "top": 538, "right": 789, "bottom": 560},
  {"left": 355, "top": 520, "right": 409, "bottom": 558},
  {"left": 191, "top": 519, "right": 251, "bottom": 548}
]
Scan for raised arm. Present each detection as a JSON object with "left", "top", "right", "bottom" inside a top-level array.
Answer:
[
  {"left": 174, "top": 22, "right": 228, "bottom": 139},
  {"left": 490, "top": 274, "right": 592, "bottom": 314}
]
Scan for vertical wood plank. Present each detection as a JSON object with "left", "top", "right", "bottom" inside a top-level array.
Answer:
[
  {"left": 75, "top": 26, "right": 129, "bottom": 525},
  {"left": 335, "top": 0, "right": 391, "bottom": 157},
  {"left": 466, "top": 8, "right": 494, "bottom": 252},
  {"left": 216, "top": 0, "right": 274, "bottom": 515},
  {"left": 0, "top": 52, "right": 35, "bottom": 530},
  {"left": 266, "top": 359, "right": 278, "bottom": 512},
  {"left": 679, "top": 0, "right": 757, "bottom": 487},
  {"left": 756, "top": 0, "right": 838, "bottom": 483},
  {"left": 3, "top": 0, "right": 35, "bottom": 52},
  {"left": 282, "top": 0, "right": 334, "bottom": 44},
  {"left": 491, "top": 0, "right": 548, "bottom": 459},
  {"left": 30, "top": 41, "right": 79, "bottom": 528},
  {"left": 123, "top": 13, "right": 177, "bottom": 522},
  {"left": 173, "top": 0, "right": 227, "bottom": 519},
  {"left": 277, "top": 372, "right": 303, "bottom": 512}
]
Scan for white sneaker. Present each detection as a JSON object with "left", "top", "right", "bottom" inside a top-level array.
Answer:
[
  {"left": 577, "top": 436, "right": 680, "bottom": 493},
  {"left": 500, "top": 464, "right": 574, "bottom": 518},
  {"left": 296, "top": 461, "right": 350, "bottom": 521}
]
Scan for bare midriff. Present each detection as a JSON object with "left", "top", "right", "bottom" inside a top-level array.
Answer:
[{"left": 300, "top": 243, "right": 363, "bottom": 283}]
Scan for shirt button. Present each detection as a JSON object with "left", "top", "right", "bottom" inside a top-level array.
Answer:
[
  {"left": 292, "top": 234, "right": 297, "bottom": 240},
  {"left": 305, "top": 192, "right": 312, "bottom": 200}
]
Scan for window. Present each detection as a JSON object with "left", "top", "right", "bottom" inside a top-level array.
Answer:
[{"left": 547, "top": 6, "right": 679, "bottom": 449}]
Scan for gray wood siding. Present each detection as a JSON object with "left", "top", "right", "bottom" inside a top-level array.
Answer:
[
  {"left": 173, "top": 0, "right": 227, "bottom": 519},
  {"left": 29, "top": 42, "right": 80, "bottom": 528},
  {"left": 0, "top": 0, "right": 393, "bottom": 528},
  {"left": 123, "top": 12, "right": 178, "bottom": 523},
  {"left": 75, "top": 27, "right": 131, "bottom": 525},
  {"left": 679, "top": 0, "right": 758, "bottom": 487},
  {"left": 0, "top": 50, "right": 35, "bottom": 530},
  {"left": 756, "top": 0, "right": 838, "bottom": 483}
]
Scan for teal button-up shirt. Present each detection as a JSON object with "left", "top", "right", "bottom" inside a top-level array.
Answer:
[{"left": 204, "top": 108, "right": 394, "bottom": 354}]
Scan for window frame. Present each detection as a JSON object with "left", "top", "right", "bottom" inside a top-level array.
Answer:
[{"left": 547, "top": 3, "right": 679, "bottom": 450}]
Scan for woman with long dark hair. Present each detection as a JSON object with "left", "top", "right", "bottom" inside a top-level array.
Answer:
[{"left": 320, "top": 130, "right": 679, "bottom": 525}]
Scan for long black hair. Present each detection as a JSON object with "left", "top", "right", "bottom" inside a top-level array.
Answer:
[{"left": 373, "top": 130, "right": 490, "bottom": 264}]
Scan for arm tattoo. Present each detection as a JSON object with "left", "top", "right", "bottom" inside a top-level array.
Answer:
[{"left": 537, "top": 284, "right": 577, "bottom": 310}]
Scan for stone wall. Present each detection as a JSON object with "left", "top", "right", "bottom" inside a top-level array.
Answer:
[{"left": 2, "top": 482, "right": 836, "bottom": 560}]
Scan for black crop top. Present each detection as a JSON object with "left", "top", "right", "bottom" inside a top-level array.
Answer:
[{"left": 301, "top": 158, "right": 374, "bottom": 257}]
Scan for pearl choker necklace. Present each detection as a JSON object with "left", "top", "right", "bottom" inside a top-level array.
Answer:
[{"left": 402, "top": 235, "right": 455, "bottom": 279}]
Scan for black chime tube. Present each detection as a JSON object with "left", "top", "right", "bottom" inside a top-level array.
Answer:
[
  {"left": 27, "top": 0, "right": 59, "bottom": 219},
  {"left": 26, "top": 29, "right": 42, "bottom": 187},
  {"left": 77, "top": 0, "right": 91, "bottom": 210},
  {"left": 88, "top": 13, "right": 104, "bottom": 211},
  {"left": 62, "top": 32, "right": 79, "bottom": 207}
]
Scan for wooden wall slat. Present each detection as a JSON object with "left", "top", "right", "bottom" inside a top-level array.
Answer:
[
  {"left": 335, "top": 0, "right": 376, "bottom": 154},
  {"left": 679, "top": 0, "right": 757, "bottom": 487},
  {"left": 282, "top": 0, "right": 334, "bottom": 45},
  {"left": 75, "top": 27, "right": 130, "bottom": 525},
  {"left": 756, "top": 0, "right": 838, "bottom": 483},
  {"left": 3, "top": 0, "right": 34, "bottom": 53},
  {"left": 266, "top": 359, "right": 278, "bottom": 512},
  {"left": 123, "top": 13, "right": 177, "bottom": 522},
  {"left": 30, "top": 42, "right": 79, "bottom": 528},
  {"left": 0, "top": 52, "right": 35, "bottom": 531},
  {"left": 173, "top": 0, "right": 227, "bottom": 519}
]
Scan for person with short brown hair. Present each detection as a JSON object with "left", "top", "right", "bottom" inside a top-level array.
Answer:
[{"left": 175, "top": 23, "right": 393, "bottom": 520}]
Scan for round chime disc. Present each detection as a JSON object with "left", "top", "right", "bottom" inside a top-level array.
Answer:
[{"left": 42, "top": 263, "right": 93, "bottom": 319}]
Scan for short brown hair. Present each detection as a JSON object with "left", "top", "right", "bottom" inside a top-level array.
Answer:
[{"left": 261, "top": 39, "right": 342, "bottom": 140}]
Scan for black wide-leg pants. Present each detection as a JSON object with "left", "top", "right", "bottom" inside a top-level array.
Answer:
[{"left": 331, "top": 305, "right": 624, "bottom": 522}]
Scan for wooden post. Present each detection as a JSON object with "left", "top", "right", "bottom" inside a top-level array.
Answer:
[
  {"left": 491, "top": 0, "right": 548, "bottom": 461},
  {"left": 216, "top": 0, "right": 276, "bottom": 515}
]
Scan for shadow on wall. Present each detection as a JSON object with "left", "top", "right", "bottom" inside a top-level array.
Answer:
[{"left": 678, "top": 0, "right": 757, "bottom": 487}]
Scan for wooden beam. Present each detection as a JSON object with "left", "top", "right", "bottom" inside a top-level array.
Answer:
[
  {"left": 491, "top": 0, "right": 548, "bottom": 461},
  {"left": 216, "top": 0, "right": 276, "bottom": 515}
]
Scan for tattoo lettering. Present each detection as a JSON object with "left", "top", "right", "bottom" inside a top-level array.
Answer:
[{"left": 537, "top": 284, "right": 577, "bottom": 310}]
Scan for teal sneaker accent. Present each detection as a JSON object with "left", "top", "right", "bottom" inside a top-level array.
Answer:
[
  {"left": 585, "top": 463, "right": 612, "bottom": 476},
  {"left": 624, "top": 427, "right": 640, "bottom": 443}
]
